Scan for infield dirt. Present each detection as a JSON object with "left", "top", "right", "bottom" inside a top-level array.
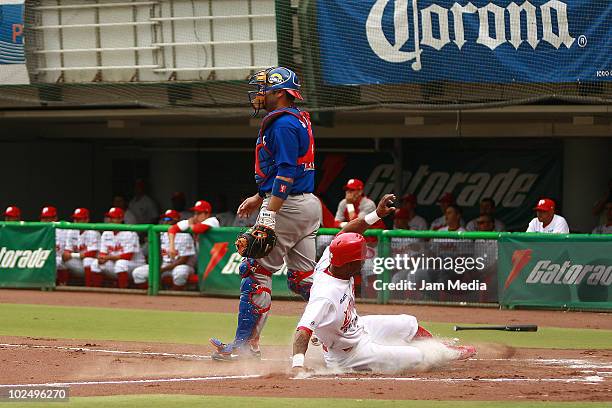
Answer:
[{"left": 0, "top": 290, "right": 610, "bottom": 402}]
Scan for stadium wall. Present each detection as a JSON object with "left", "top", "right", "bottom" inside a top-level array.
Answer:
[{"left": 0, "top": 134, "right": 610, "bottom": 232}]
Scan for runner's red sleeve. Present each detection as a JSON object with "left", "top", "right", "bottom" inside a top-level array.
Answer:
[{"left": 297, "top": 326, "right": 313, "bottom": 335}]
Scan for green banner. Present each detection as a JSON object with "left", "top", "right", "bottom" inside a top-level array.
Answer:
[
  {"left": 0, "top": 223, "right": 55, "bottom": 288},
  {"left": 499, "top": 236, "right": 612, "bottom": 310},
  {"left": 197, "top": 228, "right": 297, "bottom": 298}
]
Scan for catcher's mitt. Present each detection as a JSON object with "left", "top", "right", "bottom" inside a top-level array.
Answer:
[{"left": 235, "top": 225, "right": 277, "bottom": 259}]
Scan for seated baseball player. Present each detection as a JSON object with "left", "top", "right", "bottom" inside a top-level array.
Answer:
[
  {"left": 167, "top": 199, "right": 219, "bottom": 259},
  {"left": 90, "top": 207, "right": 145, "bottom": 288},
  {"left": 61, "top": 208, "right": 100, "bottom": 286},
  {"left": 39, "top": 206, "right": 68, "bottom": 286},
  {"left": 132, "top": 209, "right": 196, "bottom": 290},
  {"left": 291, "top": 194, "right": 476, "bottom": 374}
]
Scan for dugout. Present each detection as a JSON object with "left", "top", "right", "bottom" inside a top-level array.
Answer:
[{"left": 0, "top": 106, "right": 610, "bottom": 233}]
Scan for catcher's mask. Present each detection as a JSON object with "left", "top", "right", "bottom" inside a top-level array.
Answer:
[{"left": 247, "top": 67, "right": 303, "bottom": 117}]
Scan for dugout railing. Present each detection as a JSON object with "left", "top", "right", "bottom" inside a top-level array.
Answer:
[{"left": 1, "top": 222, "right": 610, "bottom": 310}]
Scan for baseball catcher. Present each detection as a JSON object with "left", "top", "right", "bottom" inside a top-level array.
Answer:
[{"left": 210, "top": 67, "right": 319, "bottom": 360}]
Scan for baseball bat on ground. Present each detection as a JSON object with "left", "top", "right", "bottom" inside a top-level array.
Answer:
[{"left": 453, "top": 325, "right": 538, "bottom": 332}]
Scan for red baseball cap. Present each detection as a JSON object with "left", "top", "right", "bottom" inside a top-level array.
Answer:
[
  {"left": 72, "top": 208, "right": 90, "bottom": 220},
  {"left": 161, "top": 209, "right": 180, "bottom": 221},
  {"left": 329, "top": 232, "right": 375, "bottom": 267},
  {"left": 190, "top": 200, "right": 212, "bottom": 213},
  {"left": 437, "top": 192, "right": 455, "bottom": 204},
  {"left": 40, "top": 206, "right": 57, "bottom": 218},
  {"left": 401, "top": 194, "right": 417, "bottom": 204},
  {"left": 343, "top": 178, "right": 364, "bottom": 191},
  {"left": 4, "top": 206, "right": 20, "bottom": 218},
  {"left": 534, "top": 198, "right": 555, "bottom": 212},
  {"left": 105, "top": 207, "right": 124, "bottom": 219}
]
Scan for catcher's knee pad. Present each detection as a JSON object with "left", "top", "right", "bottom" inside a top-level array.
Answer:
[
  {"left": 234, "top": 276, "right": 271, "bottom": 345},
  {"left": 287, "top": 269, "right": 313, "bottom": 301}
]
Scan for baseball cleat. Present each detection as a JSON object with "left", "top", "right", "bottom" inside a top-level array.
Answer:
[
  {"left": 210, "top": 338, "right": 261, "bottom": 361},
  {"left": 447, "top": 344, "right": 477, "bottom": 360},
  {"left": 414, "top": 325, "right": 433, "bottom": 339}
]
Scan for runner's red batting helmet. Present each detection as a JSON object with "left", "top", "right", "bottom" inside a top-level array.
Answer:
[{"left": 329, "top": 232, "right": 373, "bottom": 267}]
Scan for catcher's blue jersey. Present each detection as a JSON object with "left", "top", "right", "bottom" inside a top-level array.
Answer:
[{"left": 254, "top": 107, "right": 315, "bottom": 195}]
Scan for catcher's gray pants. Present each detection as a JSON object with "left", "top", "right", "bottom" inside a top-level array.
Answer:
[{"left": 247, "top": 193, "right": 321, "bottom": 343}]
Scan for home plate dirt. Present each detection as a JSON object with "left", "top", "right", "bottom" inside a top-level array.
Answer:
[
  {"left": 1, "top": 337, "right": 610, "bottom": 401},
  {"left": 0, "top": 291, "right": 610, "bottom": 402}
]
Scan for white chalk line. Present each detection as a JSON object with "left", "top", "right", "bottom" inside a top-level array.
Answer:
[
  {"left": 0, "top": 375, "right": 262, "bottom": 388},
  {"left": 299, "top": 376, "right": 606, "bottom": 384},
  {"left": 0, "top": 374, "right": 603, "bottom": 389},
  {"left": 0, "top": 343, "right": 287, "bottom": 362}
]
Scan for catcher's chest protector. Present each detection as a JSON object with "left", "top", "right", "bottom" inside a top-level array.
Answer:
[{"left": 254, "top": 109, "right": 315, "bottom": 185}]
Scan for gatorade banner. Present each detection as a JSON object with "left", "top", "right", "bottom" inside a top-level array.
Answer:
[
  {"left": 0, "top": 224, "right": 55, "bottom": 288},
  {"left": 197, "top": 228, "right": 297, "bottom": 297},
  {"left": 316, "top": 145, "right": 561, "bottom": 231},
  {"left": 0, "top": 0, "right": 29, "bottom": 84},
  {"left": 499, "top": 235, "right": 612, "bottom": 310}
]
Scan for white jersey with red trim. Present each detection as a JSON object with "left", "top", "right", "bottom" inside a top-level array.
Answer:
[
  {"left": 64, "top": 229, "right": 101, "bottom": 255},
  {"left": 160, "top": 232, "right": 196, "bottom": 265},
  {"left": 55, "top": 229, "right": 67, "bottom": 255},
  {"left": 100, "top": 231, "right": 145, "bottom": 263},
  {"left": 297, "top": 247, "right": 364, "bottom": 352}
]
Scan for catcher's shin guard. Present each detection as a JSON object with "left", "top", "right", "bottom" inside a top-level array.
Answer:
[
  {"left": 287, "top": 269, "right": 313, "bottom": 301},
  {"left": 233, "top": 275, "right": 271, "bottom": 345}
]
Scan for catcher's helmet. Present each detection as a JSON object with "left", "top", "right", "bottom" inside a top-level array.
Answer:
[
  {"left": 248, "top": 67, "right": 303, "bottom": 116},
  {"left": 329, "top": 232, "right": 374, "bottom": 267}
]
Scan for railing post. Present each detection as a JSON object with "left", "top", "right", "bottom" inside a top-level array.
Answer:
[
  {"left": 147, "top": 226, "right": 160, "bottom": 296},
  {"left": 376, "top": 230, "right": 390, "bottom": 305}
]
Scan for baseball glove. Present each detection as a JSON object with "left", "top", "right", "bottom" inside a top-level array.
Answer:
[{"left": 235, "top": 225, "right": 277, "bottom": 259}]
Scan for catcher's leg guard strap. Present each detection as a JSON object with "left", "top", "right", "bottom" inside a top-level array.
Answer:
[
  {"left": 239, "top": 258, "right": 273, "bottom": 278},
  {"left": 287, "top": 269, "right": 313, "bottom": 301},
  {"left": 234, "top": 275, "right": 272, "bottom": 346}
]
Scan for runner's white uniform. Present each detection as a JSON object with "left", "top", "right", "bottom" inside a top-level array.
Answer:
[
  {"left": 297, "top": 247, "right": 423, "bottom": 373},
  {"left": 63, "top": 229, "right": 101, "bottom": 276}
]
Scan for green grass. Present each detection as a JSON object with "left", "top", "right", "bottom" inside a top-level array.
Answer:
[
  {"left": 0, "top": 303, "right": 610, "bottom": 349},
  {"left": 3, "top": 395, "right": 611, "bottom": 408}
]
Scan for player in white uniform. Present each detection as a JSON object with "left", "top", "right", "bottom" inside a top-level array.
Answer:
[
  {"left": 526, "top": 198, "right": 569, "bottom": 233},
  {"left": 60, "top": 208, "right": 100, "bottom": 286},
  {"left": 90, "top": 207, "right": 145, "bottom": 288},
  {"left": 167, "top": 200, "right": 219, "bottom": 259},
  {"left": 291, "top": 194, "right": 476, "bottom": 374},
  {"left": 592, "top": 201, "right": 612, "bottom": 234},
  {"left": 132, "top": 209, "right": 197, "bottom": 290},
  {"left": 39, "top": 206, "right": 67, "bottom": 284}
]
